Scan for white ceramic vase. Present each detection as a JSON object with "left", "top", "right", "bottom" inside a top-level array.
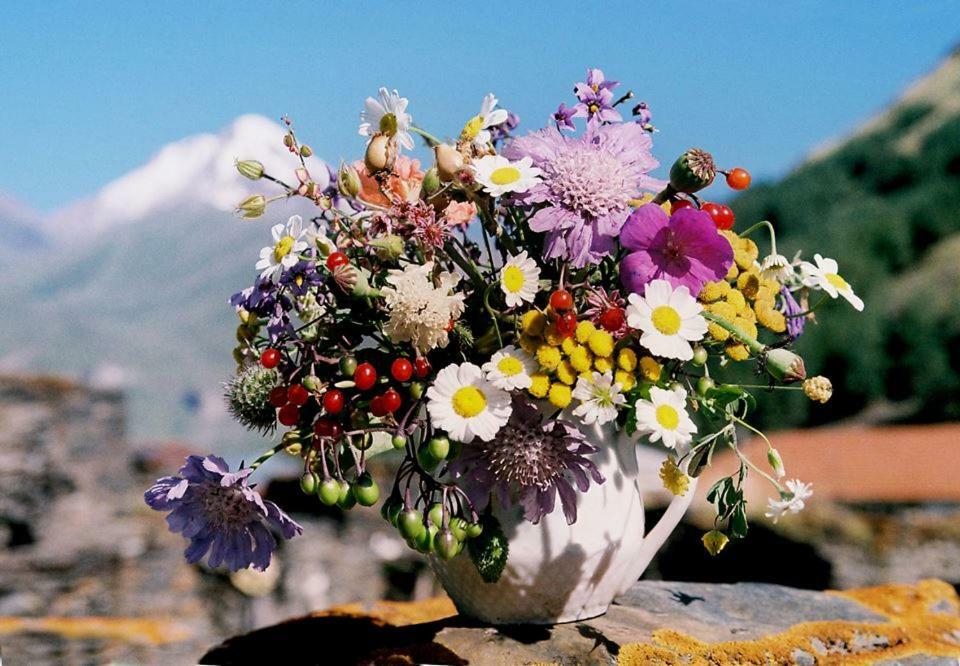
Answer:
[{"left": 431, "top": 420, "right": 698, "bottom": 624}]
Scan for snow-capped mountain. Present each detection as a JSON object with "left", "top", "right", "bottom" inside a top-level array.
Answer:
[{"left": 46, "top": 113, "right": 330, "bottom": 239}]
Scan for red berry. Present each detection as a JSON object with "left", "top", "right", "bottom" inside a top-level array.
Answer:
[
  {"left": 381, "top": 388, "right": 402, "bottom": 414},
  {"left": 556, "top": 311, "right": 578, "bottom": 337},
  {"left": 445, "top": 318, "right": 456, "bottom": 333},
  {"left": 369, "top": 395, "right": 388, "bottom": 417},
  {"left": 268, "top": 386, "right": 288, "bottom": 407},
  {"left": 322, "top": 389, "right": 345, "bottom": 414},
  {"left": 313, "top": 418, "right": 341, "bottom": 439},
  {"left": 354, "top": 362, "right": 377, "bottom": 391},
  {"left": 550, "top": 289, "right": 574, "bottom": 311},
  {"left": 671, "top": 198, "right": 695, "bottom": 211},
  {"left": 326, "top": 252, "right": 349, "bottom": 271},
  {"left": 702, "top": 202, "right": 735, "bottom": 230},
  {"left": 391, "top": 358, "right": 413, "bottom": 382},
  {"left": 286, "top": 384, "right": 309, "bottom": 406},
  {"left": 725, "top": 167, "right": 751, "bottom": 191},
  {"left": 414, "top": 357, "right": 431, "bottom": 379},
  {"left": 277, "top": 404, "right": 300, "bottom": 427},
  {"left": 599, "top": 307, "right": 626, "bottom": 332},
  {"left": 260, "top": 348, "right": 281, "bottom": 369}
]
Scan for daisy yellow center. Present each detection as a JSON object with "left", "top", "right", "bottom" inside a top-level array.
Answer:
[
  {"left": 656, "top": 404, "right": 679, "bottom": 430},
  {"left": 451, "top": 386, "right": 487, "bottom": 418},
  {"left": 497, "top": 356, "right": 523, "bottom": 376},
  {"left": 502, "top": 265, "right": 526, "bottom": 292},
  {"left": 273, "top": 235, "right": 296, "bottom": 262},
  {"left": 379, "top": 112, "right": 398, "bottom": 136},
  {"left": 462, "top": 115, "right": 484, "bottom": 140},
  {"left": 490, "top": 166, "right": 522, "bottom": 185},
  {"left": 825, "top": 273, "right": 849, "bottom": 291},
  {"left": 651, "top": 305, "right": 682, "bottom": 335}
]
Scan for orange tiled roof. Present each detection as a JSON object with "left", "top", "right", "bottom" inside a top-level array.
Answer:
[{"left": 698, "top": 423, "right": 960, "bottom": 505}]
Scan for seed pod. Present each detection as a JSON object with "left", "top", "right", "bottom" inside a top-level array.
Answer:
[
  {"left": 235, "top": 160, "right": 264, "bottom": 180},
  {"left": 337, "top": 163, "right": 362, "bottom": 198},
  {"left": 422, "top": 166, "right": 441, "bottom": 197},
  {"left": 765, "top": 348, "right": 807, "bottom": 384},
  {"left": 669, "top": 148, "right": 716, "bottom": 194},
  {"left": 236, "top": 194, "right": 266, "bottom": 219},
  {"left": 365, "top": 134, "right": 396, "bottom": 173},
  {"left": 434, "top": 144, "right": 464, "bottom": 182}
]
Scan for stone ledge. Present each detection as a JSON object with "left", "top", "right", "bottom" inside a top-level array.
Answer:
[{"left": 200, "top": 579, "right": 960, "bottom": 665}]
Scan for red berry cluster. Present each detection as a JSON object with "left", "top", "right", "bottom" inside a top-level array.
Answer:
[
  {"left": 549, "top": 289, "right": 578, "bottom": 338},
  {"left": 269, "top": 383, "right": 311, "bottom": 426}
]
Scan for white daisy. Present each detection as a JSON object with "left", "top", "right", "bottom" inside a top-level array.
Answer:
[
  {"left": 764, "top": 479, "right": 813, "bottom": 523},
  {"left": 471, "top": 155, "right": 541, "bottom": 197},
  {"left": 255, "top": 215, "right": 309, "bottom": 282},
  {"left": 482, "top": 345, "right": 536, "bottom": 391},
  {"left": 462, "top": 93, "right": 510, "bottom": 148},
  {"left": 800, "top": 254, "right": 864, "bottom": 311},
  {"left": 304, "top": 220, "right": 336, "bottom": 256},
  {"left": 572, "top": 371, "right": 626, "bottom": 426},
  {"left": 358, "top": 87, "right": 414, "bottom": 151},
  {"left": 426, "top": 363, "right": 512, "bottom": 443},
  {"left": 626, "top": 279, "right": 707, "bottom": 361},
  {"left": 634, "top": 386, "right": 697, "bottom": 450},
  {"left": 499, "top": 251, "right": 541, "bottom": 307},
  {"left": 760, "top": 253, "right": 792, "bottom": 282}
]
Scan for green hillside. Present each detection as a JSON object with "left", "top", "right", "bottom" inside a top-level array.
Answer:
[{"left": 732, "top": 49, "right": 960, "bottom": 427}]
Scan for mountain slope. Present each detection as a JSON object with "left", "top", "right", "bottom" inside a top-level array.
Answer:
[{"left": 732, "top": 47, "right": 960, "bottom": 427}]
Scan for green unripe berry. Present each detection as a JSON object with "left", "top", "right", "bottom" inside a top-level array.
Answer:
[
  {"left": 398, "top": 509, "right": 424, "bottom": 540},
  {"left": 336, "top": 479, "right": 356, "bottom": 509},
  {"left": 465, "top": 522, "right": 483, "bottom": 539},
  {"left": 427, "top": 502, "right": 444, "bottom": 527},
  {"left": 353, "top": 432, "right": 373, "bottom": 450},
  {"left": 409, "top": 381, "right": 425, "bottom": 400},
  {"left": 339, "top": 355, "right": 358, "bottom": 377},
  {"left": 318, "top": 478, "right": 340, "bottom": 506},
  {"left": 692, "top": 346, "right": 708, "bottom": 366},
  {"left": 414, "top": 524, "right": 438, "bottom": 553},
  {"left": 669, "top": 381, "right": 685, "bottom": 393},
  {"left": 449, "top": 517, "right": 467, "bottom": 542},
  {"left": 417, "top": 446, "right": 438, "bottom": 472},
  {"left": 427, "top": 436, "right": 450, "bottom": 461},
  {"left": 387, "top": 501, "right": 403, "bottom": 527},
  {"left": 696, "top": 376, "right": 715, "bottom": 397},
  {"left": 353, "top": 472, "right": 380, "bottom": 507},
  {"left": 392, "top": 434, "right": 408, "bottom": 450},
  {"left": 435, "top": 530, "right": 459, "bottom": 560},
  {"left": 300, "top": 471, "right": 318, "bottom": 495}
]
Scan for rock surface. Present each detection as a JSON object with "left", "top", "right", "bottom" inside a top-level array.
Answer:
[{"left": 201, "top": 578, "right": 960, "bottom": 665}]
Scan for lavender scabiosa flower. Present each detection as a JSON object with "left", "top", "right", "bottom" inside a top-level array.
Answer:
[
  {"left": 447, "top": 395, "right": 604, "bottom": 525},
  {"left": 619, "top": 203, "right": 734, "bottom": 296},
  {"left": 780, "top": 286, "right": 806, "bottom": 340},
  {"left": 502, "top": 123, "right": 663, "bottom": 267},
  {"left": 144, "top": 455, "right": 302, "bottom": 571},
  {"left": 572, "top": 68, "right": 622, "bottom": 125}
]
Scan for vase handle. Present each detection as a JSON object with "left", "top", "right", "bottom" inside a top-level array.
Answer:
[{"left": 618, "top": 474, "right": 699, "bottom": 595}]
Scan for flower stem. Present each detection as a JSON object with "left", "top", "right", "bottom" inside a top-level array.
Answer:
[
  {"left": 249, "top": 441, "right": 286, "bottom": 472},
  {"left": 738, "top": 220, "right": 779, "bottom": 258},
  {"left": 411, "top": 125, "right": 442, "bottom": 147},
  {"left": 786, "top": 292, "right": 829, "bottom": 318},
  {"left": 701, "top": 311, "right": 765, "bottom": 355},
  {"left": 443, "top": 239, "right": 485, "bottom": 290}
]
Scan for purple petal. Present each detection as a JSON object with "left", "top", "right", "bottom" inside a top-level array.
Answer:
[{"left": 619, "top": 204, "right": 668, "bottom": 251}]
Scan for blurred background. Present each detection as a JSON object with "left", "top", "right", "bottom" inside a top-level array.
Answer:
[{"left": 1, "top": 2, "right": 959, "bottom": 662}]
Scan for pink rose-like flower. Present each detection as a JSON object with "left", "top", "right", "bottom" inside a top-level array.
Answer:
[
  {"left": 353, "top": 156, "right": 424, "bottom": 207},
  {"left": 443, "top": 201, "right": 477, "bottom": 229}
]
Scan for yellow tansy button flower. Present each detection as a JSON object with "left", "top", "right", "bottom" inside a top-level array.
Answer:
[
  {"left": 568, "top": 346, "right": 593, "bottom": 373},
  {"left": 556, "top": 360, "right": 577, "bottom": 386},
  {"left": 617, "top": 348, "right": 638, "bottom": 372},
  {"left": 548, "top": 383, "right": 572, "bottom": 409},
  {"left": 529, "top": 373, "right": 550, "bottom": 398},
  {"left": 639, "top": 356, "right": 662, "bottom": 382},
  {"left": 594, "top": 356, "right": 613, "bottom": 373},
  {"left": 575, "top": 320, "right": 597, "bottom": 344},
  {"left": 520, "top": 310, "right": 546, "bottom": 337},
  {"left": 536, "top": 345, "right": 562, "bottom": 371},
  {"left": 615, "top": 369, "right": 636, "bottom": 391},
  {"left": 587, "top": 329, "right": 614, "bottom": 357}
]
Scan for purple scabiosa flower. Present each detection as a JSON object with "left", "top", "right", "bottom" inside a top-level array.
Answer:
[
  {"left": 619, "top": 203, "right": 734, "bottom": 296},
  {"left": 780, "top": 286, "right": 806, "bottom": 340},
  {"left": 144, "top": 455, "right": 302, "bottom": 571},
  {"left": 553, "top": 103, "right": 576, "bottom": 132},
  {"left": 572, "top": 68, "right": 622, "bottom": 125},
  {"left": 447, "top": 395, "right": 604, "bottom": 525},
  {"left": 502, "top": 123, "right": 663, "bottom": 267},
  {"left": 633, "top": 101, "right": 654, "bottom": 130}
]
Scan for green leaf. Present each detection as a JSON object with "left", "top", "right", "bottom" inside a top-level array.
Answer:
[
  {"left": 731, "top": 504, "right": 749, "bottom": 539},
  {"left": 687, "top": 441, "right": 715, "bottom": 478}
]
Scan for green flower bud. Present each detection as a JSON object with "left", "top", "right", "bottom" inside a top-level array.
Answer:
[
  {"left": 235, "top": 160, "right": 264, "bottom": 180},
  {"left": 422, "top": 167, "right": 441, "bottom": 197},
  {"left": 669, "top": 148, "right": 716, "bottom": 194},
  {"left": 767, "top": 448, "right": 785, "bottom": 478},
  {"left": 337, "top": 163, "right": 362, "bottom": 198},
  {"left": 765, "top": 348, "right": 807, "bottom": 384},
  {"left": 369, "top": 234, "right": 405, "bottom": 261},
  {"left": 299, "top": 144, "right": 313, "bottom": 158},
  {"left": 236, "top": 194, "right": 267, "bottom": 219},
  {"left": 302, "top": 375, "right": 321, "bottom": 392}
]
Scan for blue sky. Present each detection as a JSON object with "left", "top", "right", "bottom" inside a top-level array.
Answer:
[{"left": 1, "top": 1, "right": 958, "bottom": 212}]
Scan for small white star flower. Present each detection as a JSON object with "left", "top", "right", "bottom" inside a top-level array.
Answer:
[
  {"left": 800, "top": 254, "right": 863, "bottom": 311},
  {"left": 572, "top": 371, "right": 626, "bottom": 426},
  {"left": 255, "top": 215, "right": 309, "bottom": 282},
  {"left": 358, "top": 87, "right": 414, "bottom": 151},
  {"left": 462, "top": 93, "right": 510, "bottom": 147},
  {"left": 765, "top": 479, "right": 813, "bottom": 523}
]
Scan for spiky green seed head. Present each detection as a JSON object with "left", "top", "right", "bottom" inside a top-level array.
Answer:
[{"left": 225, "top": 365, "right": 280, "bottom": 433}]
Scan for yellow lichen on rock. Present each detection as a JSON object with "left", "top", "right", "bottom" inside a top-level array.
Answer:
[{"left": 618, "top": 579, "right": 960, "bottom": 666}]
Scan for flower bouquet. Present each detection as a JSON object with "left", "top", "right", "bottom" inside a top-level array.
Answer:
[{"left": 145, "top": 69, "right": 863, "bottom": 622}]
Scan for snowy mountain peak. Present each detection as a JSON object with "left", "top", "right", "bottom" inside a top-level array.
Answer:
[{"left": 48, "top": 114, "right": 330, "bottom": 237}]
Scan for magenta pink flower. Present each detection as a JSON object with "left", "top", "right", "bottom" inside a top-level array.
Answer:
[{"left": 619, "top": 203, "right": 733, "bottom": 296}]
